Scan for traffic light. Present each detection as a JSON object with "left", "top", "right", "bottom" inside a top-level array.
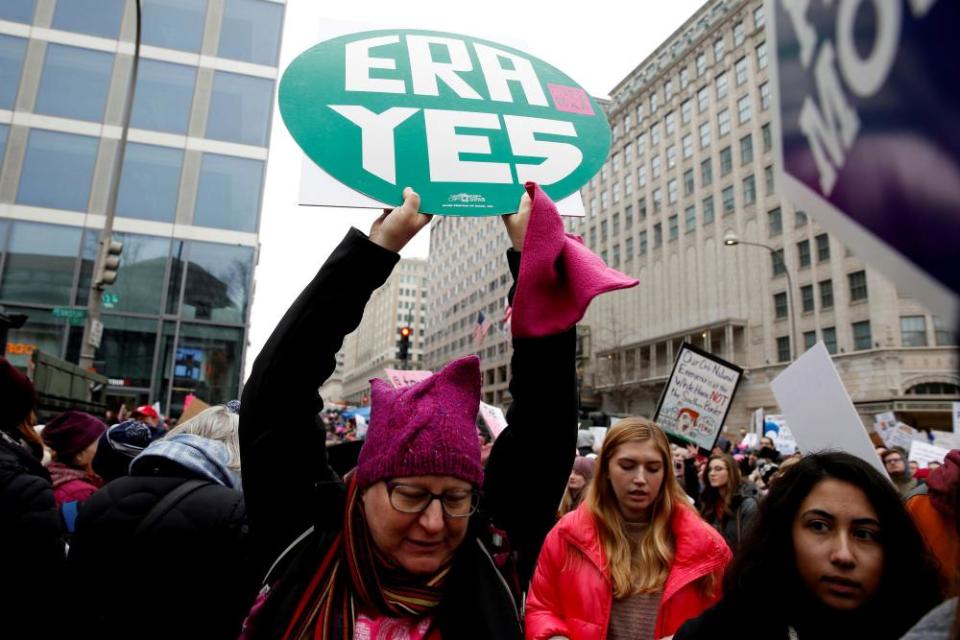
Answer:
[
  {"left": 398, "top": 326, "right": 412, "bottom": 361},
  {"left": 94, "top": 237, "right": 124, "bottom": 288}
]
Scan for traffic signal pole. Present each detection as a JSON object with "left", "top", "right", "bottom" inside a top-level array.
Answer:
[{"left": 79, "top": 0, "right": 140, "bottom": 370}]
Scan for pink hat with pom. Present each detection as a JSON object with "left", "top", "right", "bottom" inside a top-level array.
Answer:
[
  {"left": 511, "top": 182, "right": 639, "bottom": 337},
  {"left": 356, "top": 356, "right": 484, "bottom": 488}
]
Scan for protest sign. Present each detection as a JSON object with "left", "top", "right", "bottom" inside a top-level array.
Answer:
[
  {"left": 766, "top": 0, "right": 959, "bottom": 323},
  {"left": 885, "top": 422, "right": 917, "bottom": 454},
  {"left": 740, "top": 432, "right": 759, "bottom": 450},
  {"left": 478, "top": 402, "right": 508, "bottom": 439},
  {"left": 874, "top": 411, "right": 897, "bottom": 443},
  {"left": 383, "top": 368, "right": 433, "bottom": 388},
  {"left": 770, "top": 342, "right": 885, "bottom": 476},
  {"left": 178, "top": 395, "right": 210, "bottom": 423},
  {"left": 589, "top": 427, "right": 608, "bottom": 451},
  {"left": 954, "top": 402, "right": 960, "bottom": 433},
  {"left": 280, "top": 28, "right": 609, "bottom": 216},
  {"left": 752, "top": 407, "right": 765, "bottom": 436},
  {"left": 653, "top": 343, "right": 743, "bottom": 452},
  {"left": 764, "top": 415, "right": 797, "bottom": 455},
  {"left": 908, "top": 440, "right": 950, "bottom": 469}
]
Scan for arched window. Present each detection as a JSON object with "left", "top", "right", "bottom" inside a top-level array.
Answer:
[{"left": 905, "top": 382, "right": 960, "bottom": 395}]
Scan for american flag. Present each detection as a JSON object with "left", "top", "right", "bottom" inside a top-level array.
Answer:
[
  {"left": 500, "top": 304, "right": 513, "bottom": 336},
  {"left": 473, "top": 310, "right": 492, "bottom": 346}
]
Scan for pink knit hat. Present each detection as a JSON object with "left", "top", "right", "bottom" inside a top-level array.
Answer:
[
  {"left": 512, "top": 182, "right": 639, "bottom": 337},
  {"left": 356, "top": 356, "right": 483, "bottom": 488}
]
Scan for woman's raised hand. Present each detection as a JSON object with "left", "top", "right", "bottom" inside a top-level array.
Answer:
[
  {"left": 501, "top": 190, "right": 532, "bottom": 252},
  {"left": 369, "top": 187, "right": 432, "bottom": 253}
]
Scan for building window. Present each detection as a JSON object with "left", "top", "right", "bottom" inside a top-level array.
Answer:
[
  {"left": 0, "top": 221, "right": 81, "bottom": 305},
  {"left": 737, "top": 94, "right": 752, "bottom": 124},
  {"left": 142, "top": 0, "right": 208, "bottom": 53},
  {"left": 683, "top": 169, "right": 695, "bottom": 195},
  {"left": 774, "top": 292, "right": 788, "bottom": 318},
  {"left": 638, "top": 197, "right": 646, "bottom": 219},
  {"left": 848, "top": 270, "right": 868, "bottom": 301},
  {"left": 612, "top": 152, "right": 621, "bottom": 173},
  {"left": 797, "top": 240, "right": 811, "bottom": 268},
  {"left": 901, "top": 316, "right": 928, "bottom": 347},
  {"left": 654, "top": 223, "right": 663, "bottom": 247},
  {"left": 625, "top": 236, "right": 634, "bottom": 260},
  {"left": 639, "top": 230, "right": 648, "bottom": 255},
  {"left": 768, "top": 207, "right": 783, "bottom": 236},
  {"left": 131, "top": 59, "right": 197, "bottom": 134},
  {"left": 684, "top": 205, "right": 696, "bottom": 232},
  {"left": 668, "top": 178, "right": 678, "bottom": 204},
  {"left": 681, "top": 99, "right": 692, "bottom": 124},
  {"left": 754, "top": 5, "right": 765, "bottom": 29},
  {"left": 612, "top": 212, "right": 620, "bottom": 235},
  {"left": 653, "top": 188, "right": 662, "bottom": 212},
  {"left": 650, "top": 91, "right": 659, "bottom": 113},
  {"left": 716, "top": 72, "right": 729, "bottom": 100},
  {"left": 35, "top": 44, "right": 114, "bottom": 122},
  {"left": 589, "top": 226, "right": 596, "bottom": 248},
  {"left": 762, "top": 123, "right": 773, "bottom": 152},
  {"left": 194, "top": 154, "right": 265, "bottom": 232},
  {"left": 668, "top": 215, "right": 679, "bottom": 240},
  {"left": 699, "top": 121, "right": 712, "bottom": 148},
  {"left": 795, "top": 210, "right": 808, "bottom": 226},
  {"left": 652, "top": 155, "right": 661, "bottom": 178},
  {"left": 697, "top": 52, "right": 707, "bottom": 76},
  {"left": 743, "top": 174, "right": 756, "bottom": 205},
  {"left": 636, "top": 133, "right": 646, "bottom": 156},
  {"left": 703, "top": 195, "right": 715, "bottom": 224},
  {"left": 0, "top": 35, "right": 27, "bottom": 110},
  {"left": 801, "top": 284, "right": 814, "bottom": 312},
  {"left": 0, "top": 124, "right": 8, "bottom": 163},
  {"left": 624, "top": 114, "right": 632, "bottom": 132},
  {"left": 740, "top": 133, "right": 754, "bottom": 165},
  {"left": 624, "top": 173, "right": 633, "bottom": 196},
  {"left": 601, "top": 220, "right": 608, "bottom": 243},
  {"left": 0, "top": 0, "right": 36, "bottom": 23},
  {"left": 760, "top": 82, "right": 771, "bottom": 110},
  {"left": 666, "top": 145, "right": 677, "bottom": 169},
  {"left": 612, "top": 181, "right": 621, "bottom": 203},
  {"left": 17, "top": 130, "right": 98, "bottom": 212},
  {"left": 734, "top": 20, "right": 746, "bottom": 45},
  {"left": 819, "top": 279, "right": 834, "bottom": 308},
  {"left": 756, "top": 42, "right": 768, "bottom": 70},
  {"left": 718, "top": 109, "right": 731, "bottom": 136},
  {"left": 625, "top": 205, "right": 633, "bottom": 229},
  {"left": 934, "top": 317, "right": 957, "bottom": 345},
  {"left": 701, "top": 158, "right": 713, "bottom": 186},
  {"left": 720, "top": 146, "right": 733, "bottom": 175},
  {"left": 714, "top": 38, "right": 725, "bottom": 62},
  {"left": 180, "top": 241, "right": 255, "bottom": 323},
  {"left": 665, "top": 111, "right": 676, "bottom": 136},
  {"left": 76, "top": 231, "right": 170, "bottom": 313},
  {"left": 822, "top": 327, "right": 837, "bottom": 354},
  {"left": 612, "top": 244, "right": 620, "bottom": 267},
  {"left": 207, "top": 71, "right": 274, "bottom": 146},
  {"left": 772, "top": 249, "right": 786, "bottom": 276},
  {"left": 682, "top": 134, "right": 693, "bottom": 159},
  {"left": 816, "top": 233, "right": 830, "bottom": 261},
  {"left": 722, "top": 185, "right": 735, "bottom": 214},
  {"left": 765, "top": 165, "right": 775, "bottom": 195},
  {"left": 637, "top": 103, "right": 645, "bottom": 122},
  {"left": 733, "top": 56, "right": 747, "bottom": 87},
  {"left": 852, "top": 321, "right": 872, "bottom": 350},
  {"left": 600, "top": 190, "right": 609, "bottom": 210},
  {"left": 53, "top": 0, "right": 124, "bottom": 38},
  {"left": 777, "top": 336, "right": 791, "bottom": 362},
  {"left": 651, "top": 122, "right": 661, "bottom": 146},
  {"left": 803, "top": 330, "right": 817, "bottom": 351},
  {"left": 680, "top": 66, "right": 690, "bottom": 88},
  {"left": 117, "top": 143, "right": 184, "bottom": 223},
  {"left": 697, "top": 85, "right": 709, "bottom": 112},
  {"left": 624, "top": 142, "right": 632, "bottom": 163}
]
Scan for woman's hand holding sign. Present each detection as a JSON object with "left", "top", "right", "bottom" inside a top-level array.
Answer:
[{"left": 369, "top": 187, "right": 431, "bottom": 253}]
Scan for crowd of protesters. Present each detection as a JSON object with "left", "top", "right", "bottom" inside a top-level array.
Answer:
[{"left": 2, "top": 184, "right": 958, "bottom": 640}]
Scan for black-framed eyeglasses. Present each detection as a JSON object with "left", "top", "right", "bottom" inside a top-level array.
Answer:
[{"left": 385, "top": 481, "right": 479, "bottom": 518}]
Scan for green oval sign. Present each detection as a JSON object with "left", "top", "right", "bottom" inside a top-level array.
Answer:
[{"left": 279, "top": 29, "right": 611, "bottom": 215}]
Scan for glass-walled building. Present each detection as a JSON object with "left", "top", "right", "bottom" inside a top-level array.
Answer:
[{"left": 0, "top": 0, "right": 285, "bottom": 415}]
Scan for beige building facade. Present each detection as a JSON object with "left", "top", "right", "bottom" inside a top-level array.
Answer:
[{"left": 341, "top": 258, "right": 428, "bottom": 404}]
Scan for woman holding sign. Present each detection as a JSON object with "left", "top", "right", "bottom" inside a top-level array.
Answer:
[
  {"left": 239, "top": 183, "right": 636, "bottom": 640},
  {"left": 674, "top": 452, "right": 942, "bottom": 640},
  {"left": 525, "top": 418, "right": 731, "bottom": 640}
]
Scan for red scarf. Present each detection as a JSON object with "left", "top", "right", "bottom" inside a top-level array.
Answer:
[{"left": 282, "top": 474, "right": 450, "bottom": 640}]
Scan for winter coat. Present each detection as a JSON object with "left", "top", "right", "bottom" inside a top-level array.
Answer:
[
  {"left": 239, "top": 229, "right": 578, "bottom": 640},
  {"left": 900, "top": 597, "right": 957, "bottom": 640},
  {"left": 0, "top": 431, "right": 66, "bottom": 637},
  {"left": 66, "top": 435, "right": 251, "bottom": 639},
  {"left": 46, "top": 461, "right": 102, "bottom": 506},
  {"left": 525, "top": 501, "right": 731, "bottom": 640},
  {"left": 702, "top": 484, "right": 760, "bottom": 550}
]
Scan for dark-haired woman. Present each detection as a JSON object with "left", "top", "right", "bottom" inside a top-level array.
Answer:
[
  {"left": 675, "top": 452, "right": 943, "bottom": 640},
  {"left": 699, "top": 454, "right": 758, "bottom": 551}
]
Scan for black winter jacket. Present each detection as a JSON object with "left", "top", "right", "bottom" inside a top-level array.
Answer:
[
  {"left": 0, "top": 431, "right": 65, "bottom": 637},
  {"left": 703, "top": 485, "right": 760, "bottom": 550},
  {"left": 239, "top": 229, "right": 578, "bottom": 640},
  {"left": 66, "top": 463, "right": 252, "bottom": 639}
]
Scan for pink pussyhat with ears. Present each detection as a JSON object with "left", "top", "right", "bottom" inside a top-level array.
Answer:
[
  {"left": 511, "top": 182, "right": 639, "bottom": 337},
  {"left": 356, "top": 355, "right": 484, "bottom": 489}
]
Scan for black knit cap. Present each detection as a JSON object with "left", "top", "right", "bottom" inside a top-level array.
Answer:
[{"left": 0, "top": 357, "right": 37, "bottom": 434}]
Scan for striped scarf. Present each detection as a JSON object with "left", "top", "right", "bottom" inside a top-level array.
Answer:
[{"left": 282, "top": 473, "right": 450, "bottom": 640}]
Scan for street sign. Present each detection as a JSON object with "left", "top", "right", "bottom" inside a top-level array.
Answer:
[
  {"left": 101, "top": 292, "right": 119, "bottom": 309},
  {"left": 280, "top": 29, "right": 611, "bottom": 215},
  {"left": 52, "top": 307, "right": 86, "bottom": 324},
  {"left": 88, "top": 319, "right": 103, "bottom": 349},
  {"left": 766, "top": 0, "right": 959, "bottom": 323}
]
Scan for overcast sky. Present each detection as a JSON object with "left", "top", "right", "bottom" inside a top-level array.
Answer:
[{"left": 246, "top": 0, "right": 707, "bottom": 377}]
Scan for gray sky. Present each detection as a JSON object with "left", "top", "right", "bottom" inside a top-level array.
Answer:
[{"left": 247, "top": 0, "right": 706, "bottom": 377}]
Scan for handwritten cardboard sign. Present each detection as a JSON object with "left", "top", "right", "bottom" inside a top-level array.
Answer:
[
  {"left": 383, "top": 368, "right": 434, "bottom": 389},
  {"left": 653, "top": 343, "right": 743, "bottom": 452},
  {"left": 478, "top": 401, "right": 508, "bottom": 439},
  {"left": 908, "top": 440, "right": 950, "bottom": 469}
]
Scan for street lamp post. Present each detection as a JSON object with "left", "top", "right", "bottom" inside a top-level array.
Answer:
[{"left": 724, "top": 231, "right": 798, "bottom": 361}]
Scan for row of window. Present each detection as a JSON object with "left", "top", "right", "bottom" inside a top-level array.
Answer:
[
  {"left": 772, "top": 273, "right": 862, "bottom": 321},
  {"left": 1, "top": 0, "right": 283, "bottom": 66},
  {"left": 3, "top": 127, "right": 263, "bottom": 232},
  {"left": 0, "top": 220, "right": 255, "bottom": 324},
  {"left": 0, "top": 36, "right": 274, "bottom": 146}
]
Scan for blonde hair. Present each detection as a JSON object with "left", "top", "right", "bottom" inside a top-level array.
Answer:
[
  {"left": 167, "top": 406, "right": 240, "bottom": 472},
  {"left": 587, "top": 417, "right": 688, "bottom": 597}
]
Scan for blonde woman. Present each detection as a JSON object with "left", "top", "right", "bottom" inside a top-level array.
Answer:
[{"left": 525, "top": 418, "right": 731, "bottom": 640}]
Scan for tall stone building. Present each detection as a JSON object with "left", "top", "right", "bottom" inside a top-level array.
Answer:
[
  {"left": 577, "top": 0, "right": 958, "bottom": 430},
  {"left": 341, "top": 258, "right": 428, "bottom": 404}
]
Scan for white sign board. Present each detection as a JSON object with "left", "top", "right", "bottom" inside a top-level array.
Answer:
[
  {"left": 874, "top": 411, "right": 897, "bottom": 443},
  {"left": 770, "top": 342, "right": 886, "bottom": 476},
  {"left": 908, "top": 440, "right": 950, "bottom": 469},
  {"left": 478, "top": 401, "right": 508, "bottom": 440},
  {"left": 954, "top": 402, "right": 960, "bottom": 433},
  {"left": 885, "top": 422, "right": 917, "bottom": 454},
  {"left": 753, "top": 408, "right": 765, "bottom": 436},
  {"left": 589, "top": 427, "right": 608, "bottom": 451}
]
